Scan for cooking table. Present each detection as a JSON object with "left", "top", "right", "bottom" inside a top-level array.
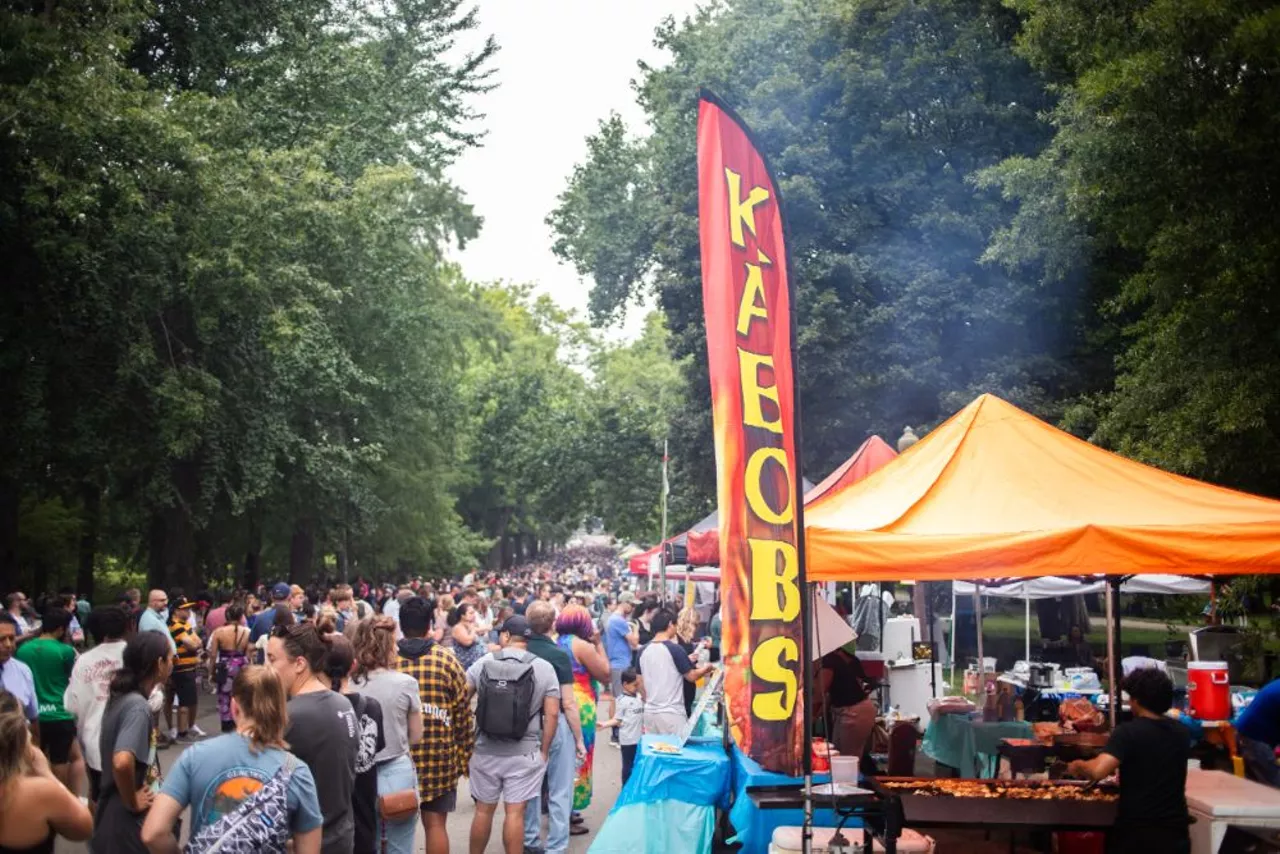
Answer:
[
  {"left": 1186, "top": 768, "right": 1280, "bottom": 854},
  {"left": 922, "top": 715, "right": 1034, "bottom": 777}
]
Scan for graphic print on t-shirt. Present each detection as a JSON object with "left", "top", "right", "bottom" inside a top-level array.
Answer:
[
  {"left": 354, "top": 710, "right": 378, "bottom": 775},
  {"left": 201, "top": 767, "right": 272, "bottom": 826}
]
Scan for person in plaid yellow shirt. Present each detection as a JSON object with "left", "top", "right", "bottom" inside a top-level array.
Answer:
[{"left": 396, "top": 596, "right": 474, "bottom": 854}]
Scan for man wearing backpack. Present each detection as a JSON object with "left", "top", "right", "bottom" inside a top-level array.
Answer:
[
  {"left": 464, "top": 615, "right": 561, "bottom": 854},
  {"left": 522, "top": 601, "right": 585, "bottom": 854}
]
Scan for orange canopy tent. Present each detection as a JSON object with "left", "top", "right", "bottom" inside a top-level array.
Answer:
[{"left": 805, "top": 394, "right": 1280, "bottom": 582}]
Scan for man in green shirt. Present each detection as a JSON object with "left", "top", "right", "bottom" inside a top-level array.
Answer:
[{"left": 16, "top": 607, "right": 83, "bottom": 793}]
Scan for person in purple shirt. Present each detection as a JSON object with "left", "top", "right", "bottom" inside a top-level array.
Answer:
[{"left": 0, "top": 614, "right": 39, "bottom": 731}]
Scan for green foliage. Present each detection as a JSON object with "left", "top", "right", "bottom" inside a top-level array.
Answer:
[
  {"left": 550, "top": 0, "right": 1078, "bottom": 501},
  {"left": 983, "top": 0, "right": 1280, "bottom": 494},
  {"left": 0, "top": 0, "right": 503, "bottom": 594}
]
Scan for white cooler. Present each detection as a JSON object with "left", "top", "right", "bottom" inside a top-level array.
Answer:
[
  {"left": 770, "top": 826, "right": 935, "bottom": 853},
  {"left": 1186, "top": 768, "right": 1280, "bottom": 854}
]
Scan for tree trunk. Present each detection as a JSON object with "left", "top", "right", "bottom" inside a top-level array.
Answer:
[
  {"left": 289, "top": 519, "right": 314, "bottom": 584},
  {"left": 243, "top": 519, "right": 262, "bottom": 590},
  {"left": 1035, "top": 597, "right": 1065, "bottom": 643},
  {"left": 148, "top": 504, "right": 195, "bottom": 592},
  {"left": 1070, "top": 595, "right": 1092, "bottom": 635},
  {"left": 484, "top": 507, "right": 514, "bottom": 570},
  {"left": 0, "top": 479, "right": 19, "bottom": 594},
  {"left": 77, "top": 485, "right": 100, "bottom": 601}
]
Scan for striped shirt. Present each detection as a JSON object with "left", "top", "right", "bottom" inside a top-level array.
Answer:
[{"left": 169, "top": 617, "right": 200, "bottom": 672}]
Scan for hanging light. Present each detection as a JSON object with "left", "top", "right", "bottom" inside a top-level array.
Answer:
[{"left": 897, "top": 426, "right": 919, "bottom": 452}]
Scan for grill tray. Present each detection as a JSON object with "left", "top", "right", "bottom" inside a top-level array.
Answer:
[{"left": 868, "top": 776, "right": 1118, "bottom": 829}]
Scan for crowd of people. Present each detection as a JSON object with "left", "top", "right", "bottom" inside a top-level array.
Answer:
[{"left": 0, "top": 547, "right": 722, "bottom": 854}]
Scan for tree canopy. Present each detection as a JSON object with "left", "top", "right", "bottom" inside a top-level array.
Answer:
[
  {"left": 552, "top": 0, "right": 1280, "bottom": 515},
  {"left": 8, "top": 0, "right": 1280, "bottom": 599}
]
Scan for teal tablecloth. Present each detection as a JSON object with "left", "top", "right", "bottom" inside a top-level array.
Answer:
[
  {"left": 588, "top": 735, "right": 730, "bottom": 854},
  {"left": 922, "top": 715, "right": 1033, "bottom": 777}
]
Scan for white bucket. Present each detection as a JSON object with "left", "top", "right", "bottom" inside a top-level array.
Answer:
[{"left": 830, "top": 755, "right": 859, "bottom": 784}]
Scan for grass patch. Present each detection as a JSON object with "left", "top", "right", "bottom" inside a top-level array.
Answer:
[{"left": 976, "top": 613, "right": 1176, "bottom": 649}]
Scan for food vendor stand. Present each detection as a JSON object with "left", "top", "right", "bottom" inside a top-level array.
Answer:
[
  {"left": 616, "top": 394, "right": 1280, "bottom": 852},
  {"left": 800, "top": 394, "right": 1280, "bottom": 848}
]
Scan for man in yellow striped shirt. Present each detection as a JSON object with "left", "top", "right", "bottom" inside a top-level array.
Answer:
[{"left": 168, "top": 599, "right": 204, "bottom": 742}]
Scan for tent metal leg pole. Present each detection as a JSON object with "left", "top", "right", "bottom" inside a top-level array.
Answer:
[
  {"left": 1106, "top": 578, "right": 1118, "bottom": 729},
  {"left": 926, "top": 583, "right": 937, "bottom": 700},
  {"left": 974, "top": 584, "right": 984, "bottom": 694},
  {"left": 1025, "top": 591, "right": 1031, "bottom": 665},
  {"left": 948, "top": 585, "right": 957, "bottom": 687}
]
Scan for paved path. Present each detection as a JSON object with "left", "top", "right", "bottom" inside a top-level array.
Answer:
[{"left": 61, "top": 690, "right": 623, "bottom": 853}]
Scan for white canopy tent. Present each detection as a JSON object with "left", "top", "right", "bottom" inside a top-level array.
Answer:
[{"left": 949, "top": 575, "right": 1211, "bottom": 679}]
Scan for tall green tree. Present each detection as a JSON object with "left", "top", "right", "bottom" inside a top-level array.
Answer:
[
  {"left": 551, "top": 0, "right": 1070, "bottom": 502},
  {"left": 982, "top": 0, "right": 1280, "bottom": 496},
  {"left": 587, "top": 313, "right": 704, "bottom": 543}
]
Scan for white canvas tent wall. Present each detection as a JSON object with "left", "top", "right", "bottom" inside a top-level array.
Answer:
[{"left": 949, "top": 575, "right": 1211, "bottom": 676}]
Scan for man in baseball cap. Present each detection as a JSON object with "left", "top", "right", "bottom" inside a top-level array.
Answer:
[
  {"left": 464, "top": 612, "right": 560, "bottom": 854},
  {"left": 496, "top": 614, "right": 532, "bottom": 639},
  {"left": 603, "top": 592, "right": 639, "bottom": 746},
  {"left": 250, "top": 582, "right": 292, "bottom": 643}
]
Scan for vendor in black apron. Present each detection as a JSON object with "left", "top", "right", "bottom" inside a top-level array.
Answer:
[
  {"left": 816, "top": 646, "right": 876, "bottom": 766},
  {"left": 1067, "top": 667, "right": 1192, "bottom": 854}
]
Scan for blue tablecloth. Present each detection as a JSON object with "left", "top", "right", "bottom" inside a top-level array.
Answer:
[
  {"left": 726, "top": 744, "right": 850, "bottom": 854},
  {"left": 922, "top": 715, "right": 1033, "bottom": 777},
  {"left": 615, "top": 735, "right": 731, "bottom": 810},
  {"left": 589, "top": 735, "right": 730, "bottom": 854}
]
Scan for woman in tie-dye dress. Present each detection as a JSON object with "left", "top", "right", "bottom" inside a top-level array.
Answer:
[{"left": 555, "top": 604, "right": 612, "bottom": 814}]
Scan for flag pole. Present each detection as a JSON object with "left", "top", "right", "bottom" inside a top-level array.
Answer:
[{"left": 659, "top": 438, "right": 669, "bottom": 604}]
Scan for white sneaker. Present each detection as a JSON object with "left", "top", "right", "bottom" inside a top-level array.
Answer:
[
  {"left": 166, "top": 728, "right": 178, "bottom": 741},
  {"left": 189, "top": 724, "right": 207, "bottom": 737}
]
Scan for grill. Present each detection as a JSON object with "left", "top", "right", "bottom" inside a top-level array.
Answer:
[{"left": 867, "top": 777, "right": 1119, "bottom": 829}]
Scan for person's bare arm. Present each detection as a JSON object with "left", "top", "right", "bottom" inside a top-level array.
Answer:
[
  {"left": 26, "top": 746, "right": 92, "bottom": 841},
  {"left": 574, "top": 638, "right": 612, "bottom": 683},
  {"left": 1067, "top": 753, "right": 1120, "bottom": 782},
  {"left": 43, "top": 777, "right": 94, "bottom": 841},
  {"left": 540, "top": 696, "right": 560, "bottom": 761},
  {"left": 113, "top": 749, "right": 153, "bottom": 814},
  {"left": 560, "top": 682, "right": 586, "bottom": 760},
  {"left": 407, "top": 703, "right": 424, "bottom": 745},
  {"left": 140, "top": 793, "right": 183, "bottom": 853},
  {"left": 292, "top": 827, "right": 322, "bottom": 854},
  {"left": 683, "top": 664, "right": 713, "bottom": 683}
]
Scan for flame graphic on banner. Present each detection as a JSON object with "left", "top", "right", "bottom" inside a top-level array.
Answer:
[{"left": 697, "top": 91, "right": 807, "bottom": 776}]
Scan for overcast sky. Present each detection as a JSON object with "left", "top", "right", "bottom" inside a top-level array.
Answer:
[{"left": 448, "top": 0, "right": 703, "bottom": 340}]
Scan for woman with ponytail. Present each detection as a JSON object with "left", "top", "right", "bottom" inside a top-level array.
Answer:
[
  {"left": 351, "top": 615, "right": 421, "bottom": 854},
  {"left": 324, "top": 624, "right": 385, "bottom": 854},
  {"left": 142, "top": 665, "right": 323, "bottom": 853},
  {"left": 267, "top": 621, "right": 359, "bottom": 854},
  {"left": 90, "top": 632, "right": 172, "bottom": 854},
  {"left": 0, "top": 691, "right": 92, "bottom": 853}
]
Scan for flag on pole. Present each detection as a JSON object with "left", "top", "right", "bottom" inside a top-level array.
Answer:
[{"left": 697, "top": 91, "right": 807, "bottom": 776}]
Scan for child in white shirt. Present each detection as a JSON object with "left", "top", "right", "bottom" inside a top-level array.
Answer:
[{"left": 600, "top": 668, "right": 644, "bottom": 785}]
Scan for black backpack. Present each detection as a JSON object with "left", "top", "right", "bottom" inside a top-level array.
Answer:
[{"left": 475, "top": 650, "right": 539, "bottom": 741}]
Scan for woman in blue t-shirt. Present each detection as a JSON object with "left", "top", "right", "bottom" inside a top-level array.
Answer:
[{"left": 141, "top": 665, "right": 323, "bottom": 853}]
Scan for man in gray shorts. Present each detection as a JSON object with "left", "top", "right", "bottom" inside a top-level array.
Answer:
[{"left": 465, "top": 615, "right": 561, "bottom": 854}]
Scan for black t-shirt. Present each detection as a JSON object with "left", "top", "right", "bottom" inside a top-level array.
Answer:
[
  {"left": 345, "top": 693, "right": 386, "bottom": 854},
  {"left": 822, "top": 651, "right": 870, "bottom": 707},
  {"left": 287, "top": 691, "right": 359, "bottom": 854},
  {"left": 1103, "top": 716, "right": 1191, "bottom": 828}
]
